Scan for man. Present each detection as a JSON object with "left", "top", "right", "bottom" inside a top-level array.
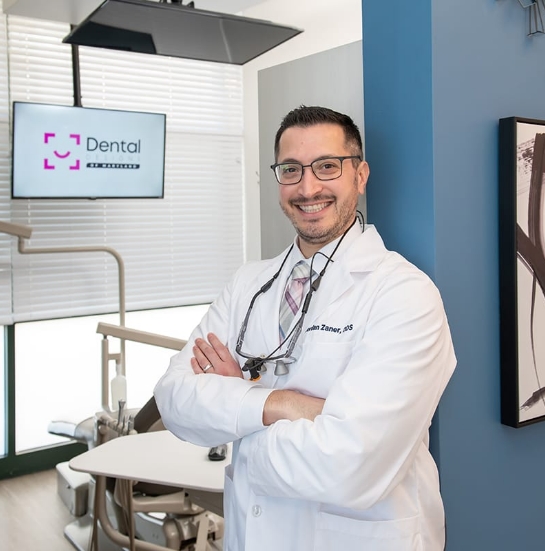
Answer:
[{"left": 154, "top": 105, "right": 456, "bottom": 550}]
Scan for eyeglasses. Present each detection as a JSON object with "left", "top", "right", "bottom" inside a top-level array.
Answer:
[{"left": 270, "top": 155, "right": 361, "bottom": 185}]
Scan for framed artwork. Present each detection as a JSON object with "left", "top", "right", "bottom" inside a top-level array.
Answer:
[{"left": 499, "top": 116, "right": 545, "bottom": 427}]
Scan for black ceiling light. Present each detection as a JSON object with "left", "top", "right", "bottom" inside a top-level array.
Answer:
[{"left": 63, "top": 0, "right": 303, "bottom": 65}]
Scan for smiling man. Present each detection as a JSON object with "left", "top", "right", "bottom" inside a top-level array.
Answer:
[
  {"left": 154, "top": 106, "right": 456, "bottom": 551},
  {"left": 275, "top": 120, "right": 368, "bottom": 257}
]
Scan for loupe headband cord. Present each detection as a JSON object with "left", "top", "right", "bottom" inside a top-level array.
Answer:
[
  {"left": 356, "top": 209, "right": 365, "bottom": 229},
  {"left": 237, "top": 214, "right": 361, "bottom": 379},
  {"left": 235, "top": 244, "right": 293, "bottom": 357}
]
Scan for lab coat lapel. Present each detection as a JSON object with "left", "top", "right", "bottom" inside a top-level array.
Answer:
[
  {"left": 305, "top": 227, "right": 388, "bottom": 325},
  {"left": 307, "top": 260, "right": 353, "bottom": 325}
]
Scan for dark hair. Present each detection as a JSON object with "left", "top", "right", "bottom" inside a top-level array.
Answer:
[{"left": 273, "top": 105, "right": 363, "bottom": 162}]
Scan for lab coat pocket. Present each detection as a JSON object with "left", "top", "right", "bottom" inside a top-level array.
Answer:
[
  {"left": 314, "top": 512, "right": 422, "bottom": 551},
  {"left": 295, "top": 341, "right": 354, "bottom": 396},
  {"left": 307, "top": 341, "right": 354, "bottom": 358}
]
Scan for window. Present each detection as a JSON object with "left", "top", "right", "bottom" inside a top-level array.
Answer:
[
  {"left": 1, "top": 13, "right": 244, "bottom": 325},
  {"left": 0, "top": 8, "right": 244, "bottom": 457},
  {"left": 14, "top": 305, "right": 209, "bottom": 452}
]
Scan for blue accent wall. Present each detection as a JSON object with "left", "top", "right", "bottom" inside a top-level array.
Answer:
[{"left": 363, "top": 1, "right": 545, "bottom": 549}]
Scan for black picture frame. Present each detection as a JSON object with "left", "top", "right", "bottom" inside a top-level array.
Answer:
[{"left": 499, "top": 116, "right": 545, "bottom": 427}]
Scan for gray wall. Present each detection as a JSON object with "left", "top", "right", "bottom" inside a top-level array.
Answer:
[
  {"left": 363, "top": 0, "right": 545, "bottom": 548},
  {"left": 258, "top": 41, "right": 364, "bottom": 259}
]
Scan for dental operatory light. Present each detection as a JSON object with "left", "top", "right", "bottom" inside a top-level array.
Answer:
[{"left": 63, "top": 0, "right": 303, "bottom": 65}]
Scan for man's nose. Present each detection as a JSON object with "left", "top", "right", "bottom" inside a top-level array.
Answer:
[{"left": 297, "top": 166, "right": 323, "bottom": 196}]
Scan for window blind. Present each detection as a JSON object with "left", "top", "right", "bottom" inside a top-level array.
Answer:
[
  {"left": 1, "top": 13, "right": 244, "bottom": 324},
  {"left": 0, "top": 11, "right": 11, "bottom": 322}
]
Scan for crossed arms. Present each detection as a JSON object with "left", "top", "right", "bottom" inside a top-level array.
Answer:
[{"left": 189, "top": 332, "right": 325, "bottom": 425}]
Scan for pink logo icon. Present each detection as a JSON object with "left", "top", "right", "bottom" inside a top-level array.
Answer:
[{"left": 43, "top": 132, "right": 81, "bottom": 170}]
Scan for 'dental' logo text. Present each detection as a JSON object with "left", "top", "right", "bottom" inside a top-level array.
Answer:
[
  {"left": 43, "top": 132, "right": 81, "bottom": 170},
  {"left": 86, "top": 137, "right": 142, "bottom": 170}
]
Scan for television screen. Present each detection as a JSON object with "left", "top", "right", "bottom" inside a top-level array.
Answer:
[{"left": 11, "top": 102, "right": 166, "bottom": 199}]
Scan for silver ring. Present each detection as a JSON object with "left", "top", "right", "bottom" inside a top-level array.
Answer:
[{"left": 202, "top": 364, "right": 213, "bottom": 372}]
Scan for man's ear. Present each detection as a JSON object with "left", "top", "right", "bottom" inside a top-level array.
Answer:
[{"left": 357, "top": 161, "right": 370, "bottom": 195}]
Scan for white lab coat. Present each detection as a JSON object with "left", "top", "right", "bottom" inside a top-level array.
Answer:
[{"left": 154, "top": 224, "right": 456, "bottom": 551}]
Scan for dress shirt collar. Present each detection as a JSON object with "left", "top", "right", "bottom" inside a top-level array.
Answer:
[{"left": 287, "top": 217, "right": 364, "bottom": 275}]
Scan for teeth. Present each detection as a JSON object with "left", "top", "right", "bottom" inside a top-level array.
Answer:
[{"left": 299, "top": 202, "right": 328, "bottom": 213}]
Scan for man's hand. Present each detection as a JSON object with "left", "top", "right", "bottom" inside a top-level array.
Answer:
[
  {"left": 263, "top": 390, "right": 325, "bottom": 425},
  {"left": 191, "top": 333, "right": 243, "bottom": 378}
]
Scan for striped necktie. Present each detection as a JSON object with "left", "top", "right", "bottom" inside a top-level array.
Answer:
[{"left": 279, "top": 260, "right": 311, "bottom": 341}]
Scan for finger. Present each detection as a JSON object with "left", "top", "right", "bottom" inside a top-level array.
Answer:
[
  {"left": 194, "top": 338, "right": 222, "bottom": 366},
  {"left": 192, "top": 344, "right": 212, "bottom": 368},
  {"left": 207, "top": 333, "right": 232, "bottom": 362},
  {"left": 190, "top": 357, "right": 203, "bottom": 374}
]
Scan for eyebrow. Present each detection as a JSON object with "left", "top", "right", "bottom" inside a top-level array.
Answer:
[{"left": 277, "top": 154, "right": 344, "bottom": 164}]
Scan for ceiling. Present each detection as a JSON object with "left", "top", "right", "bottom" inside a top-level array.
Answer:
[{"left": 1, "top": 0, "right": 268, "bottom": 26}]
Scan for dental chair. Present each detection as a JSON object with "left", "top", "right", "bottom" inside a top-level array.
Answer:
[
  {"left": 51, "top": 396, "right": 223, "bottom": 551},
  {"left": 48, "top": 322, "right": 224, "bottom": 551}
]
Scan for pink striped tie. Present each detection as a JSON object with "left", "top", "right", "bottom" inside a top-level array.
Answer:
[{"left": 279, "top": 261, "right": 311, "bottom": 340}]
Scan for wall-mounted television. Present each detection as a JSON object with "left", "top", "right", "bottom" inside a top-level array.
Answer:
[{"left": 11, "top": 102, "right": 166, "bottom": 199}]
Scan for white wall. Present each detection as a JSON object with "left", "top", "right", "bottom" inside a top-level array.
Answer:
[{"left": 240, "top": 0, "right": 362, "bottom": 261}]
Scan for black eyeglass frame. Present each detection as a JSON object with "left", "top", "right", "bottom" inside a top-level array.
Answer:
[{"left": 270, "top": 155, "right": 362, "bottom": 185}]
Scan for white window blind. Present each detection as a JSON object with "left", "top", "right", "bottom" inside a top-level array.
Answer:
[
  {"left": 0, "top": 10, "right": 11, "bottom": 322},
  {"left": 1, "top": 13, "right": 244, "bottom": 324}
]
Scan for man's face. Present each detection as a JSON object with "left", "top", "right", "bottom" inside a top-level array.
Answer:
[{"left": 277, "top": 123, "right": 369, "bottom": 258}]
